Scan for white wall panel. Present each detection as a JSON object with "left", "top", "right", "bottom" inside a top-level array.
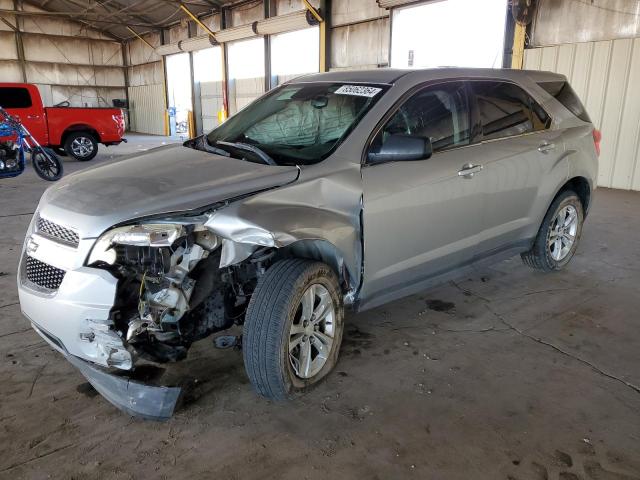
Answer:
[
  {"left": 0, "top": 60, "right": 23, "bottom": 81},
  {"left": 525, "top": 38, "right": 640, "bottom": 191},
  {"left": 128, "top": 84, "right": 165, "bottom": 135}
]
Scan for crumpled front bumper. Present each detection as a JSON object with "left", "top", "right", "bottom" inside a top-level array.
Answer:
[
  {"left": 66, "top": 353, "right": 181, "bottom": 421},
  {"left": 31, "top": 322, "right": 182, "bottom": 420}
]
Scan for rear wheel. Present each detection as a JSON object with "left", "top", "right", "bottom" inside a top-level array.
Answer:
[
  {"left": 522, "top": 190, "right": 584, "bottom": 271},
  {"left": 31, "top": 147, "right": 63, "bottom": 181},
  {"left": 243, "top": 259, "right": 344, "bottom": 400},
  {"left": 64, "top": 132, "right": 98, "bottom": 161}
]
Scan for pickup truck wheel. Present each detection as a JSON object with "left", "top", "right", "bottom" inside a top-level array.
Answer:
[
  {"left": 243, "top": 259, "right": 344, "bottom": 400},
  {"left": 521, "top": 190, "right": 584, "bottom": 271},
  {"left": 64, "top": 132, "right": 98, "bottom": 161}
]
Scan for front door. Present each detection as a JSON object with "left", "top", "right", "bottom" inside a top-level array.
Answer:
[{"left": 360, "top": 81, "right": 485, "bottom": 307}]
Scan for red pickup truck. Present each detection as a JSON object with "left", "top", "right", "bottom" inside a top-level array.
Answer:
[{"left": 0, "top": 83, "right": 125, "bottom": 161}]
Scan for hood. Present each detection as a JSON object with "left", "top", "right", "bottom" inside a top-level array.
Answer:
[{"left": 38, "top": 144, "right": 300, "bottom": 238}]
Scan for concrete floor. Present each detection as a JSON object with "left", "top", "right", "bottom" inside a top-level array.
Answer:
[{"left": 1, "top": 134, "right": 639, "bottom": 479}]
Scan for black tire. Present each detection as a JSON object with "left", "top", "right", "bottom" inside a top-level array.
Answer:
[
  {"left": 32, "top": 147, "right": 63, "bottom": 181},
  {"left": 521, "top": 190, "right": 584, "bottom": 271},
  {"left": 243, "top": 259, "right": 344, "bottom": 400},
  {"left": 64, "top": 131, "right": 98, "bottom": 161}
]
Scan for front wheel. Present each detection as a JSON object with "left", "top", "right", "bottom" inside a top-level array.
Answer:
[
  {"left": 31, "top": 147, "right": 63, "bottom": 181},
  {"left": 243, "top": 259, "right": 344, "bottom": 400},
  {"left": 521, "top": 190, "right": 584, "bottom": 271},
  {"left": 64, "top": 132, "right": 98, "bottom": 161}
]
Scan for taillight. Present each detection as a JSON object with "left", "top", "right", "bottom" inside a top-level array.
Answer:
[{"left": 592, "top": 128, "right": 601, "bottom": 156}]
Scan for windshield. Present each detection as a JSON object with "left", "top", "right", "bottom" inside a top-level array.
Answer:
[{"left": 205, "top": 82, "right": 388, "bottom": 166}]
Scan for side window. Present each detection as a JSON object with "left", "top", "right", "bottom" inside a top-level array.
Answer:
[
  {"left": 472, "top": 81, "right": 550, "bottom": 141},
  {"left": 0, "top": 87, "right": 32, "bottom": 109},
  {"left": 373, "top": 82, "right": 470, "bottom": 156}
]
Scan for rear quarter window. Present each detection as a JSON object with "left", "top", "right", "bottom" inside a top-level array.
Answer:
[
  {"left": 0, "top": 87, "right": 32, "bottom": 109},
  {"left": 538, "top": 81, "right": 591, "bottom": 123}
]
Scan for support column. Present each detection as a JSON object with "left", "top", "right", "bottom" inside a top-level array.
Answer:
[
  {"left": 264, "top": 0, "right": 276, "bottom": 90},
  {"left": 14, "top": 0, "right": 27, "bottom": 82},
  {"left": 511, "top": 23, "right": 526, "bottom": 69}
]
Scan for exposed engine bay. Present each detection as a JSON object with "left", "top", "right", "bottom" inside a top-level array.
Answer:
[{"left": 93, "top": 222, "right": 274, "bottom": 366}]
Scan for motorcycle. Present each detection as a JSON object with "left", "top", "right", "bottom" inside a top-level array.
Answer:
[{"left": 0, "top": 106, "right": 63, "bottom": 181}]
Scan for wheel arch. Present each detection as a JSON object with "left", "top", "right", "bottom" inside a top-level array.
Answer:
[
  {"left": 275, "top": 239, "right": 355, "bottom": 294},
  {"left": 61, "top": 125, "right": 101, "bottom": 145},
  {"left": 555, "top": 176, "right": 592, "bottom": 217}
]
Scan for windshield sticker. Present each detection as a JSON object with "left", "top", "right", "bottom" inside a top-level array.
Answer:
[{"left": 335, "top": 85, "right": 382, "bottom": 97}]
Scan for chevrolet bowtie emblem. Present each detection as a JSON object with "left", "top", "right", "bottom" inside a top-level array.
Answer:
[{"left": 26, "top": 238, "right": 39, "bottom": 255}]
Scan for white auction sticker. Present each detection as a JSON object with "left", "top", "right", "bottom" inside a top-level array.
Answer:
[{"left": 335, "top": 85, "right": 382, "bottom": 97}]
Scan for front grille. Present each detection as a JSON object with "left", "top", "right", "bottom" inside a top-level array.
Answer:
[
  {"left": 25, "top": 256, "right": 66, "bottom": 291},
  {"left": 36, "top": 216, "right": 79, "bottom": 247}
]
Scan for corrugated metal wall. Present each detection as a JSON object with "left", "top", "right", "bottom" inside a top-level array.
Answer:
[
  {"left": 525, "top": 38, "right": 640, "bottom": 191},
  {"left": 128, "top": 84, "right": 165, "bottom": 136}
]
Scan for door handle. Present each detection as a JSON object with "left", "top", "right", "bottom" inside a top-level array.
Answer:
[
  {"left": 458, "top": 163, "right": 483, "bottom": 178},
  {"left": 538, "top": 142, "right": 556, "bottom": 154}
]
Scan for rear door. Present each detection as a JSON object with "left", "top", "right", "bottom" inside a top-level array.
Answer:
[
  {"left": 467, "top": 80, "right": 565, "bottom": 255},
  {"left": 360, "top": 81, "right": 485, "bottom": 306},
  {"left": 0, "top": 85, "right": 48, "bottom": 144}
]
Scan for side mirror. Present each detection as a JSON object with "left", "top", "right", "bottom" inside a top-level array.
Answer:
[{"left": 367, "top": 134, "right": 433, "bottom": 165}]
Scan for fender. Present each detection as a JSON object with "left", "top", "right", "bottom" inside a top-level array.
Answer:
[{"left": 204, "top": 171, "right": 363, "bottom": 298}]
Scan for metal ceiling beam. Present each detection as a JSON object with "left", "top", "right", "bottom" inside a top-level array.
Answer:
[
  {"left": 0, "top": 7, "right": 158, "bottom": 27},
  {"left": 92, "top": 0, "right": 162, "bottom": 28},
  {"left": 20, "top": 0, "right": 125, "bottom": 39},
  {"left": 51, "top": 0, "right": 160, "bottom": 37}
]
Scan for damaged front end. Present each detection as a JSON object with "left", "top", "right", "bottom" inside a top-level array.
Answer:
[{"left": 78, "top": 217, "right": 272, "bottom": 418}]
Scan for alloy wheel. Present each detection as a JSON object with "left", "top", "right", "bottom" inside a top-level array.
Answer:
[
  {"left": 71, "top": 136, "right": 94, "bottom": 158},
  {"left": 288, "top": 283, "right": 336, "bottom": 379},
  {"left": 547, "top": 205, "right": 578, "bottom": 261}
]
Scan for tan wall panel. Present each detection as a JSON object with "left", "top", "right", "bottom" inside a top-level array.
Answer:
[
  {"left": 276, "top": 0, "right": 319, "bottom": 15},
  {"left": 24, "top": 62, "right": 124, "bottom": 87},
  {"left": 331, "top": 0, "right": 387, "bottom": 27},
  {"left": 232, "top": 2, "right": 264, "bottom": 26},
  {"left": 0, "top": 31, "right": 18, "bottom": 60},
  {"left": 128, "top": 62, "right": 164, "bottom": 87},
  {"left": 331, "top": 18, "right": 389, "bottom": 69},
  {"left": 0, "top": 60, "right": 23, "bottom": 81},
  {"left": 169, "top": 24, "right": 189, "bottom": 44},
  {"left": 48, "top": 85, "right": 125, "bottom": 108},
  {"left": 22, "top": 34, "right": 122, "bottom": 66},
  {"left": 127, "top": 33, "right": 161, "bottom": 66},
  {"left": 525, "top": 38, "right": 640, "bottom": 191},
  {"left": 195, "top": 14, "right": 221, "bottom": 37}
]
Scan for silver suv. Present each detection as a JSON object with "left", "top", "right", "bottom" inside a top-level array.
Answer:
[{"left": 18, "top": 68, "right": 599, "bottom": 419}]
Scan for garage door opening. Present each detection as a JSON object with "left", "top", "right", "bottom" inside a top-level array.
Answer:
[
  {"left": 391, "top": 0, "right": 507, "bottom": 69},
  {"left": 271, "top": 27, "right": 319, "bottom": 86},
  {"left": 193, "top": 47, "right": 224, "bottom": 134},
  {"left": 228, "top": 37, "right": 265, "bottom": 115},
  {"left": 166, "top": 52, "right": 193, "bottom": 136}
]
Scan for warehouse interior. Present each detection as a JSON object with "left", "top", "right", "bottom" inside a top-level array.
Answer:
[{"left": 1, "top": 0, "right": 639, "bottom": 478}]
